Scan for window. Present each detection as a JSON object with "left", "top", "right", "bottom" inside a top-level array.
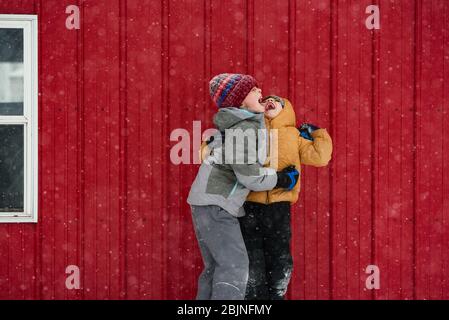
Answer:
[{"left": 0, "top": 15, "right": 38, "bottom": 223}]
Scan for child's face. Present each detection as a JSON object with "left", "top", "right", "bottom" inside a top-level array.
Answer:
[
  {"left": 262, "top": 96, "right": 283, "bottom": 119},
  {"left": 241, "top": 87, "right": 265, "bottom": 113}
]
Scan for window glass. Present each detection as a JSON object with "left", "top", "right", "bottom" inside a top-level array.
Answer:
[
  {"left": 0, "top": 124, "right": 24, "bottom": 212},
  {"left": 0, "top": 28, "right": 24, "bottom": 116}
]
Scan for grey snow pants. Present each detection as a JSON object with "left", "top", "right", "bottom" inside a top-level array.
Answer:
[{"left": 191, "top": 205, "right": 249, "bottom": 300}]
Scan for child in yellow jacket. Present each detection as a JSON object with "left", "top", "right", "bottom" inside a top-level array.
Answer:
[
  {"left": 201, "top": 95, "right": 332, "bottom": 300},
  {"left": 243, "top": 95, "right": 332, "bottom": 299}
]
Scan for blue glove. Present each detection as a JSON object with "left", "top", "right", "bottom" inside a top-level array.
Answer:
[
  {"left": 275, "top": 166, "right": 300, "bottom": 191},
  {"left": 298, "top": 123, "right": 320, "bottom": 141}
]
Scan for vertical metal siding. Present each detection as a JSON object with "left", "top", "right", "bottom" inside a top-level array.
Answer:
[{"left": 0, "top": 0, "right": 447, "bottom": 299}]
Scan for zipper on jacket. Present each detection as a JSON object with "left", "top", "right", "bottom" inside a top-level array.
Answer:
[
  {"left": 266, "top": 119, "right": 271, "bottom": 204},
  {"left": 229, "top": 181, "right": 239, "bottom": 197}
]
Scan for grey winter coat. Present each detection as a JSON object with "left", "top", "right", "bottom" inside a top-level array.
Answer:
[{"left": 187, "top": 107, "right": 278, "bottom": 217}]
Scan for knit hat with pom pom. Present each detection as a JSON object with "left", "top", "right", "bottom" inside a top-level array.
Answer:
[{"left": 209, "top": 73, "right": 258, "bottom": 108}]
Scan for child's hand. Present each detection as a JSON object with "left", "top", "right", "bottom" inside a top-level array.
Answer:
[
  {"left": 298, "top": 123, "right": 320, "bottom": 141},
  {"left": 275, "top": 166, "right": 300, "bottom": 191}
]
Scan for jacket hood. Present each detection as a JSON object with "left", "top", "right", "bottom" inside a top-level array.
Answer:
[
  {"left": 213, "top": 107, "right": 263, "bottom": 131},
  {"left": 268, "top": 98, "right": 296, "bottom": 129}
]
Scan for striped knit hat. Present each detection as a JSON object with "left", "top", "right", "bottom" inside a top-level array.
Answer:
[{"left": 209, "top": 73, "right": 258, "bottom": 108}]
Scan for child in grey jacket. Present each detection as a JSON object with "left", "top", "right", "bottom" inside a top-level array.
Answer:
[{"left": 187, "top": 73, "right": 299, "bottom": 300}]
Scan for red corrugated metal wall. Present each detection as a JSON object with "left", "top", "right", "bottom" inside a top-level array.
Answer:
[{"left": 0, "top": 0, "right": 447, "bottom": 300}]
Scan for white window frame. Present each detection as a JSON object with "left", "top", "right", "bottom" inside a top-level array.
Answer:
[{"left": 0, "top": 15, "right": 38, "bottom": 223}]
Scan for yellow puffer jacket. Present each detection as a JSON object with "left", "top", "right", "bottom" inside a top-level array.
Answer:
[{"left": 200, "top": 98, "right": 333, "bottom": 204}]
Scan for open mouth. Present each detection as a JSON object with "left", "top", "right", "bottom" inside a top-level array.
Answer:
[{"left": 265, "top": 101, "right": 276, "bottom": 112}]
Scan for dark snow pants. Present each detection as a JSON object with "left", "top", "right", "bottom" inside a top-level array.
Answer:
[
  {"left": 191, "top": 205, "right": 249, "bottom": 300},
  {"left": 239, "top": 201, "right": 293, "bottom": 300}
]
